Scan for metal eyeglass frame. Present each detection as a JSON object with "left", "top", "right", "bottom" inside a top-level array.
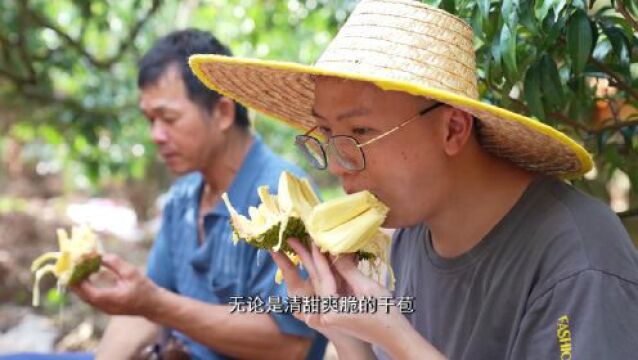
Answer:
[{"left": 295, "top": 102, "right": 444, "bottom": 171}]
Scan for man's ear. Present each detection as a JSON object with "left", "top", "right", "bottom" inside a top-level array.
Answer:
[
  {"left": 442, "top": 108, "right": 474, "bottom": 156},
  {"left": 212, "top": 97, "right": 236, "bottom": 132}
]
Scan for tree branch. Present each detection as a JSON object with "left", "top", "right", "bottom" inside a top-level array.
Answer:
[
  {"left": 502, "top": 94, "right": 591, "bottom": 133},
  {"left": 0, "top": 67, "right": 32, "bottom": 84},
  {"left": 25, "top": 0, "right": 162, "bottom": 69},
  {"left": 16, "top": 1, "right": 37, "bottom": 84},
  {"left": 26, "top": 9, "right": 102, "bottom": 66},
  {"left": 616, "top": 0, "right": 638, "bottom": 33},
  {"left": 485, "top": 83, "right": 637, "bottom": 137},
  {"left": 103, "top": 0, "right": 162, "bottom": 67},
  {"left": 618, "top": 207, "right": 638, "bottom": 219},
  {"left": 21, "top": 88, "right": 134, "bottom": 118},
  {"left": 549, "top": 111, "right": 591, "bottom": 132},
  {"left": 0, "top": 33, "right": 9, "bottom": 64},
  {"left": 0, "top": 31, "right": 30, "bottom": 85},
  {"left": 591, "top": 118, "right": 638, "bottom": 134}
]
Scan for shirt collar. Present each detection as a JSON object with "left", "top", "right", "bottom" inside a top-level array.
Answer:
[{"left": 209, "top": 134, "right": 267, "bottom": 217}]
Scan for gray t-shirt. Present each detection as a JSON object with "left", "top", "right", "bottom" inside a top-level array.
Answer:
[{"left": 384, "top": 176, "right": 638, "bottom": 359}]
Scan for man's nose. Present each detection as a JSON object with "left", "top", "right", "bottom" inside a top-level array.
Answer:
[
  {"left": 327, "top": 153, "right": 353, "bottom": 178},
  {"left": 150, "top": 121, "right": 168, "bottom": 144}
]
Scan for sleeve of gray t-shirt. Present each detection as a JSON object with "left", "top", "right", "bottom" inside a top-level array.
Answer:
[{"left": 510, "top": 269, "right": 638, "bottom": 360}]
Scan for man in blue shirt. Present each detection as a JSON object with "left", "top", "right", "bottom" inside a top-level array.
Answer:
[{"left": 72, "top": 30, "right": 325, "bottom": 360}]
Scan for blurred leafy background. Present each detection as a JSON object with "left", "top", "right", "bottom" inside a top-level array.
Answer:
[{"left": 0, "top": 0, "right": 636, "bottom": 353}]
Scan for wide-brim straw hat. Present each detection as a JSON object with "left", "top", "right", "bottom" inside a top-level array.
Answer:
[{"left": 190, "top": 0, "right": 592, "bottom": 178}]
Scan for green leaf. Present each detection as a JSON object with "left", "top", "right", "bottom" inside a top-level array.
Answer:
[
  {"left": 534, "top": 0, "right": 553, "bottom": 22},
  {"left": 440, "top": 0, "right": 455, "bottom": 13},
  {"left": 524, "top": 62, "right": 546, "bottom": 120},
  {"left": 597, "top": 131, "right": 610, "bottom": 152},
  {"left": 471, "top": 6, "right": 485, "bottom": 41},
  {"left": 502, "top": 0, "right": 517, "bottom": 28},
  {"left": 600, "top": 15, "right": 635, "bottom": 40},
  {"left": 540, "top": 54, "right": 564, "bottom": 111},
  {"left": 594, "top": 5, "right": 614, "bottom": 16},
  {"left": 566, "top": 77, "right": 592, "bottom": 124},
  {"left": 619, "top": 125, "right": 636, "bottom": 147},
  {"left": 602, "top": 25, "right": 631, "bottom": 69},
  {"left": 519, "top": 1, "right": 539, "bottom": 33},
  {"left": 590, "top": 19, "right": 599, "bottom": 51},
  {"left": 573, "top": 0, "right": 587, "bottom": 10},
  {"left": 552, "top": 0, "right": 567, "bottom": 20},
  {"left": 130, "top": 158, "right": 145, "bottom": 179},
  {"left": 500, "top": 23, "right": 518, "bottom": 81},
  {"left": 566, "top": 10, "right": 594, "bottom": 75},
  {"left": 39, "top": 125, "right": 64, "bottom": 145},
  {"left": 490, "top": 34, "right": 501, "bottom": 62},
  {"left": 544, "top": 9, "right": 568, "bottom": 46},
  {"left": 478, "top": 0, "right": 491, "bottom": 24},
  {"left": 593, "top": 39, "right": 613, "bottom": 61},
  {"left": 483, "top": 10, "right": 502, "bottom": 41}
]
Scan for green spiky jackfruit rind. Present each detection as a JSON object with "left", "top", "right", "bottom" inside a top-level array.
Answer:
[
  {"left": 231, "top": 217, "right": 312, "bottom": 253},
  {"left": 356, "top": 251, "right": 376, "bottom": 261},
  {"left": 231, "top": 217, "right": 379, "bottom": 261},
  {"left": 68, "top": 254, "right": 101, "bottom": 285}
]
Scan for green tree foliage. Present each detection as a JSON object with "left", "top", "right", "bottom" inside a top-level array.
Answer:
[
  {"left": 0, "top": 0, "right": 636, "bottom": 216},
  {"left": 0, "top": 0, "right": 351, "bottom": 190},
  {"left": 425, "top": 0, "right": 638, "bottom": 217}
]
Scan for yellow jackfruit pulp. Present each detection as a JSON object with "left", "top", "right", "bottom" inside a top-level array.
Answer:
[
  {"left": 31, "top": 225, "right": 102, "bottom": 306},
  {"left": 222, "top": 171, "right": 393, "bottom": 287},
  {"left": 222, "top": 171, "right": 320, "bottom": 253}
]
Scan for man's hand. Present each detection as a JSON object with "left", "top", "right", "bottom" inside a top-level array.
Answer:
[
  {"left": 272, "top": 239, "right": 445, "bottom": 359},
  {"left": 96, "top": 316, "right": 160, "bottom": 360},
  {"left": 74, "top": 253, "right": 311, "bottom": 359},
  {"left": 271, "top": 240, "right": 379, "bottom": 359},
  {"left": 271, "top": 240, "right": 395, "bottom": 341},
  {"left": 71, "top": 253, "right": 161, "bottom": 317}
]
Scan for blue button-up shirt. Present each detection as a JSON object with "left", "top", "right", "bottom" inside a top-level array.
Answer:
[{"left": 147, "top": 136, "right": 325, "bottom": 360}]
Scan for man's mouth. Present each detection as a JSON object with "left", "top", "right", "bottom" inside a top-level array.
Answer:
[
  {"left": 343, "top": 187, "right": 379, "bottom": 199},
  {"left": 160, "top": 151, "right": 178, "bottom": 159}
]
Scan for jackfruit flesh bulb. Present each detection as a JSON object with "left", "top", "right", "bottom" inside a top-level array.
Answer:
[
  {"left": 222, "top": 171, "right": 393, "bottom": 287},
  {"left": 222, "top": 171, "right": 320, "bottom": 253},
  {"left": 31, "top": 225, "right": 102, "bottom": 306}
]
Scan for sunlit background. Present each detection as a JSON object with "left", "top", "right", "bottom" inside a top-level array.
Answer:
[{"left": 1, "top": 0, "right": 637, "bottom": 356}]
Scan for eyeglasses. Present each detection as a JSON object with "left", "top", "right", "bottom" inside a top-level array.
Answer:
[{"left": 295, "top": 102, "right": 444, "bottom": 171}]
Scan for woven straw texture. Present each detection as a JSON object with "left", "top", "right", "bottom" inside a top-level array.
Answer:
[{"left": 190, "top": 0, "right": 592, "bottom": 178}]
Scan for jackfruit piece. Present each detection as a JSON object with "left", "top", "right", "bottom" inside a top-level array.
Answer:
[
  {"left": 306, "top": 192, "right": 389, "bottom": 254},
  {"left": 306, "top": 191, "right": 383, "bottom": 234},
  {"left": 31, "top": 225, "right": 102, "bottom": 307},
  {"left": 306, "top": 191, "right": 393, "bottom": 288},
  {"left": 222, "top": 171, "right": 318, "bottom": 253},
  {"left": 222, "top": 171, "right": 394, "bottom": 287}
]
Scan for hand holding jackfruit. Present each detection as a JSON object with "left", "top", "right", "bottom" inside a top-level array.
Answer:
[
  {"left": 31, "top": 225, "right": 102, "bottom": 306},
  {"left": 222, "top": 171, "right": 393, "bottom": 286}
]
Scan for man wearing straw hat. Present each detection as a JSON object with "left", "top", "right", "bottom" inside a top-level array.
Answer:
[{"left": 189, "top": 0, "right": 638, "bottom": 359}]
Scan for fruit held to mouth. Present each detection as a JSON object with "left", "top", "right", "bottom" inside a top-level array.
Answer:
[
  {"left": 31, "top": 225, "right": 102, "bottom": 306},
  {"left": 222, "top": 171, "right": 393, "bottom": 286},
  {"left": 222, "top": 171, "right": 319, "bottom": 253}
]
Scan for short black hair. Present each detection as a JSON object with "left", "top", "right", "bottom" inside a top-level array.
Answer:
[{"left": 138, "top": 29, "right": 249, "bottom": 128}]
